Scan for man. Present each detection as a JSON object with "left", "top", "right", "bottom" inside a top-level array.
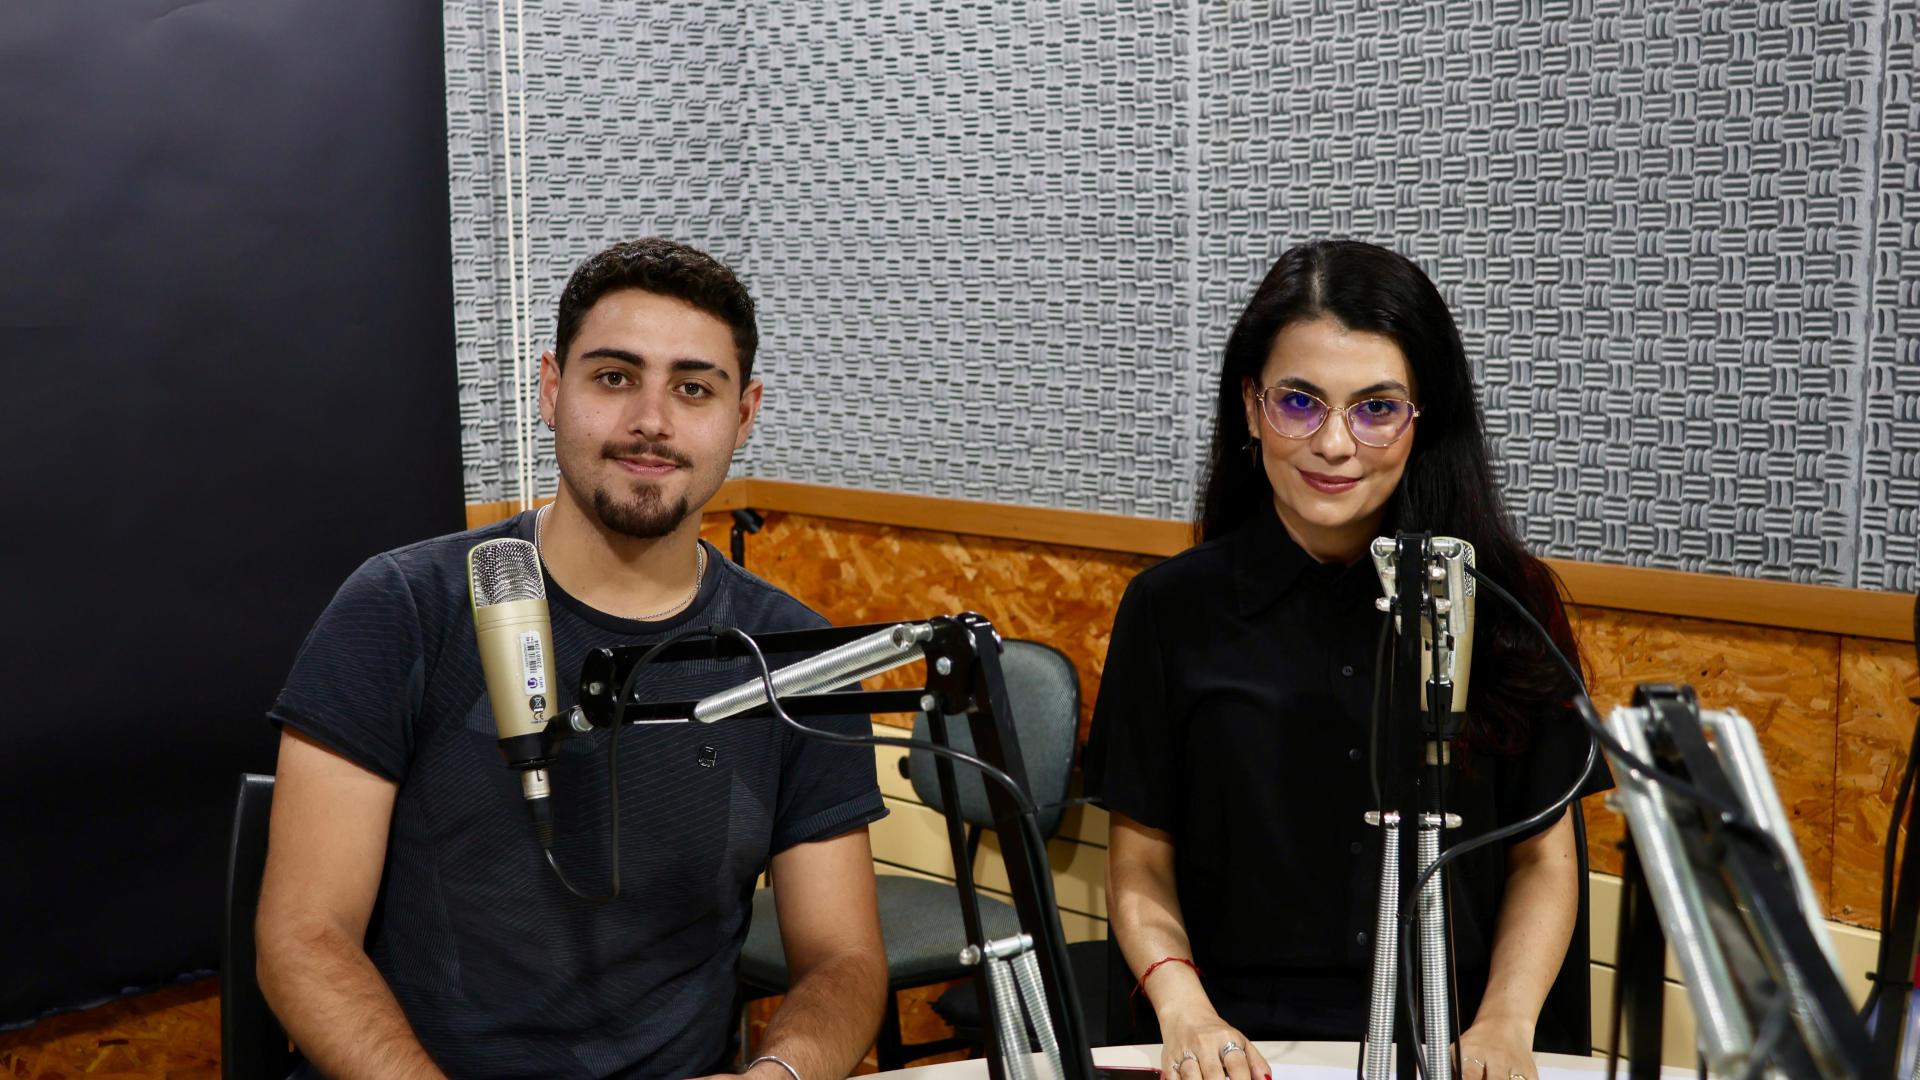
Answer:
[{"left": 257, "top": 238, "right": 888, "bottom": 1079}]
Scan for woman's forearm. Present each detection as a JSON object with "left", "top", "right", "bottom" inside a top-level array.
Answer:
[
  {"left": 1107, "top": 815, "right": 1213, "bottom": 1020},
  {"left": 1474, "top": 814, "right": 1580, "bottom": 1031},
  {"left": 1108, "top": 814, "right": 1278, "bottom": 1080}
]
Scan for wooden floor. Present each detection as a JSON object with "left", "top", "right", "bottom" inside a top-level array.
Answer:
[{"left": 0, "top": 978, "right": 964, "bottom": 1078}]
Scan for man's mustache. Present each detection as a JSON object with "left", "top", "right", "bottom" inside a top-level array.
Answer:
[{"left": 601, "top": 440, "right": 693, "bottom": 468}]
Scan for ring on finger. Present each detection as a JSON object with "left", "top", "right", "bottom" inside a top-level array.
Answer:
[
  {"left": 1220, "top": 1041, "right": 1245, "bottom": 1058},
  {"left": 1174, "top": 1051, "right": 1197, "bottom": 1066}
]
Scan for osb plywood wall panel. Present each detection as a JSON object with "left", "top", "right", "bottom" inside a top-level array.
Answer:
[
  {"left": 0, "top": 978, "right": 218, "bottom": 1079},
  {"left": 1834, "top": 637, "right": 1920, "bottom": 927},
  {"left": 1567, "top": 607, "right": 1841, "bottom": 907},
  {"left": 702, "top": 512, "right": 1154, "bottom": 737},
  {"left": 713, "top": 511, "right": 1918, "bottom": 929}
]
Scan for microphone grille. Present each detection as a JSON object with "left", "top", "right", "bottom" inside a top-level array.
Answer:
[{"left": 469, "top": 538, "right": 546, "bottom": 607}]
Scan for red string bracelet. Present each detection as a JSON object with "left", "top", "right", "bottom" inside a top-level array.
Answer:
[{"left": 1129, "top": 956, "right": 1203, "bottom": 1022}]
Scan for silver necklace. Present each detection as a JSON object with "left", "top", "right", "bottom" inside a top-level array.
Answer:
[{"left": 536, "top": 504, "right": 706, "bottom": 621}]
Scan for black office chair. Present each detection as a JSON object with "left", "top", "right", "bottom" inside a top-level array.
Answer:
[
  {"left": 222, "top": 772, "right": 295, "bottom": 1080},
  {"left": 736, "top": 639, "right": 1081, "bottom": 1069}
]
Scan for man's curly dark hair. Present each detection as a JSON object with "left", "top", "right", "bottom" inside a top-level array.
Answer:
[{"left": 552, "top": 238, "right": 758, "bottom": 380}]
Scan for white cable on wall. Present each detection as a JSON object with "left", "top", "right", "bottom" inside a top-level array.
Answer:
[
  {"left": 495, "top": 0, "right": 529, "bottom": 512},
  {"left": 512, "top": 0, "right": 536, "bottom": 507}
]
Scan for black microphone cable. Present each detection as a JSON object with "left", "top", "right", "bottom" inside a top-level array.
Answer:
[{"left": 538, "top": 624, "right": 706, "bottom": 904}]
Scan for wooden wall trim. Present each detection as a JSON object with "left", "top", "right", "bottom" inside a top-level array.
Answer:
[
  {"left": 747, "top": 478, "right": 1192, "bottom": 555},
  {"left": 1544, "top": 559, "right": 1908, "bottom": 642},
  {"left": 465, "top": 479, "right": 1914, "bottom": 640}
]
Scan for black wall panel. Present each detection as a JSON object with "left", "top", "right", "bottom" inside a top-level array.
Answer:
[{"left": 0, "top": 0, "right": 463, "bottom": 1023}]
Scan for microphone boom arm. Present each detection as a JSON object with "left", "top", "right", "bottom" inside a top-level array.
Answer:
[
  {"left": 560, "top": 613, "right": 1098, "bottom": 1080},
  {"left": 693, "top": 622, "right": 934, "bottom": 723}
]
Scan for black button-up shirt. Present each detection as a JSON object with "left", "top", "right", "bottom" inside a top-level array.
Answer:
[{"left": 1085, "top": 500, "right": 1606, "bottom": 1043}]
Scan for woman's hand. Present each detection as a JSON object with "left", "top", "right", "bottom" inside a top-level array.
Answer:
[
  {"left": 1156, "top": 1005, "right": 1270, "bottom": 1080},
  {"left": 1458, "top": 1016, "right": 1537, "bottom": 1080}
]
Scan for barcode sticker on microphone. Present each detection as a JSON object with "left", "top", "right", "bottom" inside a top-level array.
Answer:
[{"left": 520, "top": 631, "right": 546, "bottom": 694}]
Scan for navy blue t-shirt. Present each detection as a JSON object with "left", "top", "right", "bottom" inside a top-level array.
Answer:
[{"left": 269, "top": 511, "right": 885, "bottom": 1078}]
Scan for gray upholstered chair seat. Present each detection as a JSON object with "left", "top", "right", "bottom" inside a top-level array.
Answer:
[{"left": 739, "top": 873, "right": 1024, "bottom": 989}]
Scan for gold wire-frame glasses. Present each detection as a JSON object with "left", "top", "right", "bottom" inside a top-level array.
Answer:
[{"left": 1255, "top": 386, "right": 1421, "bottom": 448}]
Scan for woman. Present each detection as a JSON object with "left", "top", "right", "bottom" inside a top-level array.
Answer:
[{"left": 1085, "top": 241, "right": 1608, "bottom": 1080}]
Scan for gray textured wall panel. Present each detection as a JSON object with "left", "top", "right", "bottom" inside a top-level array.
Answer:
[
  {"left": 1863, "top": 3, "right": 1918, "bottom": 593},
  {"left": 737, "top": 2, "right": 1199, "bottom": 514},
  {"left": 444, "top": 0, "right": 1917, "bottom": 591},
  {"left": 1199, "top": 0, "right": 1887, "bottom": 586}
]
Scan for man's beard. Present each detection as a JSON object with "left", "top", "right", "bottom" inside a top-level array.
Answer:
[
  {"left": 590, "top": 483, "right": 692, "bottom": 539},
  {"left": 558, "top": 437, "right": 704, "bottom": 539}
]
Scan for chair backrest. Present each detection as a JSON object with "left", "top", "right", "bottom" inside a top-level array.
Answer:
[
  {"left": 907, "top": 639, "right": 1079, "bottom": 838},
  {"left": 222, "top": 772, "right": 295, "bottom": 1080}
]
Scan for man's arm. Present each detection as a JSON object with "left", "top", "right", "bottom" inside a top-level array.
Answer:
[
  {"left": 256, "top": 727, "right": 446, "bottom": 1080},
  {"left": 741, "top": 828, "right": 888, "bottom": 1080}
]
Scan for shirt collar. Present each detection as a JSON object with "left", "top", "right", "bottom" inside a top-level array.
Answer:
[
  {"left": 1229, "top": 499, "right": 1315, "bottom": 617},
  {"left": 1230, "top": 499, "right": 1386, "bottom": 617}
]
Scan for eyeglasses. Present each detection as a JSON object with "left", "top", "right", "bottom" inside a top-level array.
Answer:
[{"left": 1255, "top": 386, "right": 1421, "bottom": 448}]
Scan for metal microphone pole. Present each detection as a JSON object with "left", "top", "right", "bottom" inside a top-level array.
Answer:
[
  {"left": 1363, "top": 533, "right": 1472, "bottom": 1080},
  {"left": 1418, "top": 537, "right": 1472, "bottom": 1080}
]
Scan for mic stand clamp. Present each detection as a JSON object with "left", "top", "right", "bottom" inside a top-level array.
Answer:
[
  {"left": 962, "top": 933, "right": 1065, "bottom": 1080},
  {"left": 728, "top": 507, "right": 764, "bottom": 566}
]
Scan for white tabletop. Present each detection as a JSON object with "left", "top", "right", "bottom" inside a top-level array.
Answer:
[{"left": 876, "top": 1042, "right": 1698, "bottom": 1078}]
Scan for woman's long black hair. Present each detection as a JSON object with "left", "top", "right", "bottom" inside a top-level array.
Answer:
[{"left": 1198, "top": 240, "right": 1580, "bottom": 752}]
